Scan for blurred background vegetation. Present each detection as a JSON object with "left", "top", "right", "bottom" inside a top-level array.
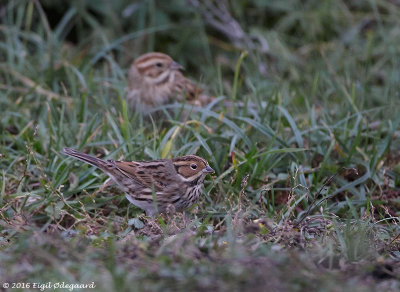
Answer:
[{"left": 0, "top": 0, "right": 399, "bottom": 291}]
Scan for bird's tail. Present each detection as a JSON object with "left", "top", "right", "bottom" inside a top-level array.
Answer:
[{"left": 62, "top": 148, "right": 112, "bottom": 170}]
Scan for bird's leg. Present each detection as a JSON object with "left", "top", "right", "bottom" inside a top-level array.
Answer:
[{"left": 183, "top": 211, "right": 190, "bottom": 228}]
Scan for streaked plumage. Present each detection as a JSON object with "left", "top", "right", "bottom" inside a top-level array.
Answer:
[
  {"left": 62, "top": 148, "right": 214, "bottom": 216},
  {"left": 126, "top": 52, "right": 212, "bottom": 113}
]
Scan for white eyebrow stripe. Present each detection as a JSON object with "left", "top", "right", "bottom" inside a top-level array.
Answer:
[
  {"left": 174, "top": 161, "right": 190, "bottom": 166},
  {"left": 137, "top": 57, "right": 169, "bottom": 68},
  {"left": 137, "top": 59, "right": 159, "bottom": 67}
]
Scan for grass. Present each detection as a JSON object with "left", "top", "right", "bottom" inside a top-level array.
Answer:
[{"left": 1, "top": 0, "right": 400, "bottom": 291}]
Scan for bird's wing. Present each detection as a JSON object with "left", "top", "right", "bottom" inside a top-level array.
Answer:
[{"left": 112, "top": 160, "right": 178, "bottom": 192}]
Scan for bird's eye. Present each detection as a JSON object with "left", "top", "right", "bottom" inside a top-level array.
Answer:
[
  {"left": 156, "top": 62, "right": 163, "bottom": 67},
  {"left": 190, "top": 163, "right": 197, "bottom": 170}
]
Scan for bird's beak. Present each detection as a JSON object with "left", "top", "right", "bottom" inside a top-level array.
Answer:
[
  {"left": 170, "top": 61, "right": 184, "bottom": 70},
  {"left": 203, "top": 166, "right": 215, "bottom": 173}
]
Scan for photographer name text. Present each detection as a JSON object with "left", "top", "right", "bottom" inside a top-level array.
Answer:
[{"left": 2, "top": 282, "right": 96, "bottom": 291}]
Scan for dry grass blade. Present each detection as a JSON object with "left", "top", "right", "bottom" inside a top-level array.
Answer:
[{"left": 0, "top": 64, "right": 71, "bottom": 101}]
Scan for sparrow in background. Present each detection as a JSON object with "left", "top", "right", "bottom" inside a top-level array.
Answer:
[{"left": 126, "top": 52, "right": 212, "bottom": 114}]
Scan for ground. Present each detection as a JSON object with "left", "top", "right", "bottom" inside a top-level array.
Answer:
[{"left": 0, "top": 0, "right": 399, "bottom": 291}]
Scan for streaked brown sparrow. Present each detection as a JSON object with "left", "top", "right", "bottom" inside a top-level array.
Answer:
[
  {"left": 126, "top": 52, "right": 212, "bottom": 113},
  {"left": 62, "top": 148, "right": 214, "bottom": 216}
]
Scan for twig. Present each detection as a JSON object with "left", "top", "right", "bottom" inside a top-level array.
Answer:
[
  {"left": 238, "top": 174, "right": 249, "bottom": 212},
  {"left": 188, "top": 0, "right": 270, "bottom": 60},
  {"left": 295, "top": 167, "right": 358, "bottom": 227}
]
